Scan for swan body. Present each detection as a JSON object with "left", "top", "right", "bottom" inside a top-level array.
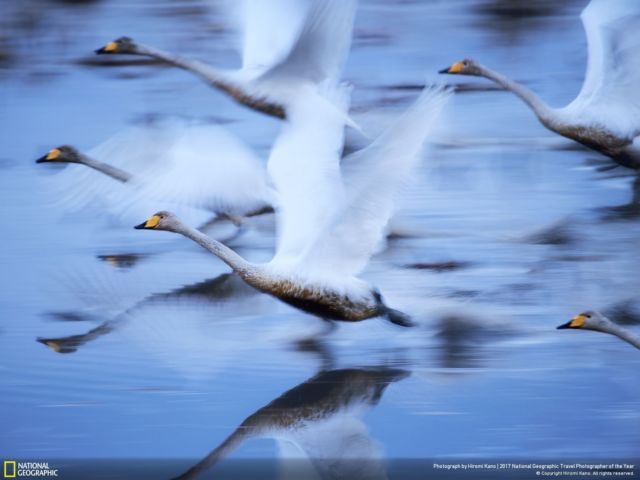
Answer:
[
  {"left": 557, "top": 310, "right": 640, "bottom": 350},
  {"left": 172, "top": 367, "right": 408, "bottom": 480},
  {"left": 440, "top": 0, "right": 640, "bottom": 169},
  {"left": 36, "top": 120, "right": 276, "bottom": 225},
  {"left": 95, "top": 0, "right": 357, "bottom": 122},
  {"left": 135, "top": 84, "right": 450, "bottom": 324}
]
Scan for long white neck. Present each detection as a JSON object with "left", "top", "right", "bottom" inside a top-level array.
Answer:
[
  {"left": 174, "top": 223, "right": 258, "bottom": 278},
  {"left": 602, "top": 322, "right": 640, "bottom": 350},
  {"left": 133, "top": 43, "right": 236, "bottom": 92},
  {"left": 79, "top": 153, "right": 131, "bottom": 183},
  {"left": 477, "top": 64, "right": 557, "bottom": 127},
  {"left": 131, "top": 43, "right": 286, "bottom": 118}
]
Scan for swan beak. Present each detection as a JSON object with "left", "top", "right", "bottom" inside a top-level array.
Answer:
[
  {"left": 36, "top": 148, "right": 61, "bottom": 163},
  {"left": 557, "top": 314, "right": 586, "bottom": 329},
  {"left": 439, "top": 62, "right": 463, "bottom": 74},
  {"left": 95, "top": 41, "right": 118, "bottom": 54},
  {"left": 36, "top": 338, "right": 62, "bottom": 352},
  {"left": 134, "top": 215, "right": 160, "bottom": 230}
]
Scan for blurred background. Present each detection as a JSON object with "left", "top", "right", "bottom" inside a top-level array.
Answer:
[{"left": 1, "top": 0, "right": 639, "bottom": 478}]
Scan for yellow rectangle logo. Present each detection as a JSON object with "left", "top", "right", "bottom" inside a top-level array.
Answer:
[{"left": 3, "top": 461, "right": 16, "bottom": 478}]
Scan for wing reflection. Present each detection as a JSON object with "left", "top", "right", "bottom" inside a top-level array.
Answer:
[{"left": 172, "top": 366, "right": 410, "bottom": 480}]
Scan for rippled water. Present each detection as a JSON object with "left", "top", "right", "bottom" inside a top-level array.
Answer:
[{"left": 1, "top": 0, "right": 639, "bottom": 478}]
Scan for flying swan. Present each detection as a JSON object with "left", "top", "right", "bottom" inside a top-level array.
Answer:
[
  {"left": 36, "top": 120, "right": 276, "bottom": 226},
  {"left": 440, "top": 0, "right": 640, "bottom": 169},
  {"left": 557, "top": 310, "right": 640, "bottom": 350},
  {"left": 95, "top": 0, "right": 357, "bottom": 123},
  {"left": 135, "top": 84, "right": 450, "bottom": 325}
]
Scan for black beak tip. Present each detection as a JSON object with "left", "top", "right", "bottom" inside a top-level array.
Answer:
[
  {"left": 36, "top": 155, "right": 48, "bottom": 164},
  {"left": 95, "top": 47, "right": 107, "bottom": 55},
  {"left": 438, "top": 67, "right": 451, "bottom": 74},
  {"left": 557, "top": 322, "right": 571, "bottom": 330},
  {"left": 134, "top": 222, "right": 146, "bottom": 230}
]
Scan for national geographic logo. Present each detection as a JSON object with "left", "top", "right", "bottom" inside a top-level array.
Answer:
[
  {"left": 3, "top": 461, "right": 58, "bottom": 477},
  {"left": 3, "top": 462, "right": 15, "bottom": 478}
]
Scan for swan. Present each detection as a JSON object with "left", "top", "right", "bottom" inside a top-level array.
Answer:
[
  {"left": 557, "top": 310, "right": 640, "bottom": 350},
  {"left": 95, "top": 0, "right": 357, "bottom": 123},
  {"left": 171, "top": 367, "right": 408, "bottom": 480},
  {"left": 135, "top": 84, "right": 451, "bottom": 324},
  {"left": 36, "top": 120, "right": 276, "bottom": 226},
  {"left": 439, "top": 0, "right": 640, "bottom": 169}
]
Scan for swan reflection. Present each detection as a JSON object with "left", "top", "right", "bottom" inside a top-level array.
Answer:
[
  {"left": 37, "top": 273, "right": 261, "bottom": 355},
  {"left": 172, "top": 366, "right": 409, "bottom": 480}
]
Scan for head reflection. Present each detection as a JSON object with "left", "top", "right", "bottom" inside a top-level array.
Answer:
[{"left": 172, "top": 367, "right": 409, "bottom": 480}]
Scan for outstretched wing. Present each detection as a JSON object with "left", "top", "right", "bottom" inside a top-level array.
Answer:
[
  {"left": 284, "top": 415, "right": 387, "bottom": 480},
  {"left": 267, "top": 85, "right": 351, "bottom": 269},
  {"left": 299, "top": 85, "right": 451, "bottom": 277},
  {"left": 131, "top": 122, "right": 275, "bottom": 217},
  {"left": 261, "top": 0, "right": 357, "bottom": 85},
  {"left": 45, "top": 119, "right": 274, "bottom": 222},
  {"left": 572, "top": 0, "right": 640, "bottom": 131},
  {"left": 225, "top": 0, "right": 356, "bottom": 85},
  {"left": 224, "top": 0, "right": 310, "bottom": 75}
]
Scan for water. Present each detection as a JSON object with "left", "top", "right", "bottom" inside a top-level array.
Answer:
[{"left": 1, "top": 0, "right": 639, "bottom": 478}]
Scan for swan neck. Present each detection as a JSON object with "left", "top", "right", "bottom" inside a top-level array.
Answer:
[
  {"left": 135, "top": 44, "right": 233, "bottom": 90},
  {"left": 79, "top": 153, "right": 131, "bottom": 183},
  {"left": 478, "top": 65, "right": 555, "bottom": 124},
  {"left": 603, "top": 323, "right": 640, "bottom": 350},
  {"left": 177, "top": 224, "right": 256, "bottom": 277}
]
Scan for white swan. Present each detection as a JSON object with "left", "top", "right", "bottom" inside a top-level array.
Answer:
[
  {"left": 440, "top": 0, "right": 640, "bottom": 169},
  {"left": 135, "top": 84, "right": 451, "bottom": 324},
  {"left": 36, "top": 120, "right": 276, "bottom": 226},
  {"left": 171, "top": 367, "right": 408, "bottom": 480},
  {"left": 95, "top": 0, "right": 357, "bottom": 123},
  {"left": 557, "top": 310, "right": 640, "bottom": 350}
]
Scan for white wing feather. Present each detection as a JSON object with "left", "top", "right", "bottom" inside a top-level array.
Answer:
[
  {"left": 260, "top": 0, "right": 357, "bottom": 85},
  {"left": 223, "top": 0, "right": 356, "bottom": 88},
  {"left": 45, "top": 119, "right": 274, "bottom": 223},
  {"left": 268, "top": 85, "right": 351, "bottom": 268},
  {"left": 224, "top": 0, "right": 310, "bottom": 75},
  {"left": 572, "top": 0, "right": 640, "bottom": 133},
  {"left": 284, "top": 415, "right": 386, "bottom": 480},
  {"left": 300, "top": 85, "right": 451, "bottom": 277}
]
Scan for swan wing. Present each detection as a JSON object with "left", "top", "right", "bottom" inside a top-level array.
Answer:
[
  {"left": 259, "top": 0, "right": 357, "bottom": 85},
  {"left": 287, "top": 415, "right": 387, "bottom": 480},
  {"left": 299, "top": 85, "right": 451, "bottom": 277},
  {"left": 573, "top": 0, "right": 640, "bottom": 129},
  {"left": 226, "top": 0, "right": 356, "bottom": 84},
  {"left": 131, "top": 122, "right": 275, "bottom": 217},
  {"left": 224, "top": 0, "right": 310, "bottom": 76},
  {"left": 267, "top": 85, "right": 350, "bottom": 268},
  {"left": 48, "top": 120, "right": 273, "bottom": 220}
]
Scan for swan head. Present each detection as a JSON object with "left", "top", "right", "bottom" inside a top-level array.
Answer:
[
  {"left": 439, "top": 58, "right": 481, "bottom": 76},
  {"left": 557, "top": 310, "right": 610, "bottom": 332},
  {"left": 134, "top": 211, "right": 181, "bottom": 232},
  {"left": 36, "top": 145, "right": 82, "bottom": 164},
  {"left": 95, "top": 37, "right": 138, "bottom": 55}
]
